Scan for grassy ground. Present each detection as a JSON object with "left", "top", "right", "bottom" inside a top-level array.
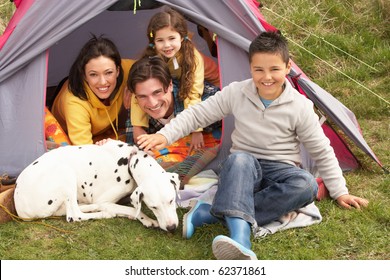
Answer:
[
  {"left": 0, "top": 0, "right": 13, "bottom": 33},
  {"left": 0, "top": 0, "right": 389, "bottom": 260}
]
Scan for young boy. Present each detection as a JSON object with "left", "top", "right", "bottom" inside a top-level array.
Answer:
[{"left": 137, "top": 32, "right": 369, "bottom": 260}]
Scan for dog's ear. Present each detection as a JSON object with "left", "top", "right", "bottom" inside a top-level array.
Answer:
[
  {"left": 127, "top": 146, "right": 140, "bottom": 176},
  {"left": 130, "top": 186, "right": 143, "bottom": 217},
  {"left": 128, "top": 145, "right": 139, "bottom": 161},
  {"left": 167, "top": 172, "right": 181, "bottom": 199}
]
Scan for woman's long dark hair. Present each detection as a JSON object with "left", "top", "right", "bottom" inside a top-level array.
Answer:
[{"left": 68, "top": 34, "right": 124, "bottom": 101}]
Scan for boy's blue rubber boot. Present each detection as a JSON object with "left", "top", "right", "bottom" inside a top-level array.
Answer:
[
  {"left": 212, "top": 216, "right": 257, "bottom": 260},
  {"left": 182, "top": 200, "right": 218, "bottom": 239}
]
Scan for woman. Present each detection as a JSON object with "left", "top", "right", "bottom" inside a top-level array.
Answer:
[{"left": 52, "top": 35, "right": 134, "bottom": 145}]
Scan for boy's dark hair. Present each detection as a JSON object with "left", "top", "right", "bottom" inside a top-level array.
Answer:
[
  {"left": 68, "top": 34, "right": 124, "bottom": 100},
  {"left": 127, "top": 56, "right": 172, "bottom": 94},
  {"left": 249, "top": 31, "right": 290, "bottom": 65}
]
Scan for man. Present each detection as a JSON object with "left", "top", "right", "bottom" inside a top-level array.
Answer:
[
  {"left": 124, "top": 56, "right": 221, "bottom": 186},
  {"left": 126, "top": 56, "right": 221, "bottom": 153}
]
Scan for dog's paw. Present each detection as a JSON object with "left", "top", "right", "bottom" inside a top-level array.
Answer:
[
  {"left": 101, "top": 212, "right": 117, "bottom": 219},
  {"left": 148, "top": 219, "right": 159, "bottom": 229},
  {"left": 144, "top": 220, "right": 159, "bottom": 228},
  {"left": 136, "top": 213, "right": 159, "bottom": 228},
  {"left": 66, "top": 216, "right": 82, "bottom": 222}
]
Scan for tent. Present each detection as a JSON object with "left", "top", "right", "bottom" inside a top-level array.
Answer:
[{"left": 0, "top": 0, "right": 385, "bottom": 177}]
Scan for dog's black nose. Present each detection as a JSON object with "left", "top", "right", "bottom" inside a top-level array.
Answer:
[{"left": 166, "top": 224, "right": 177, "bottom": 233}]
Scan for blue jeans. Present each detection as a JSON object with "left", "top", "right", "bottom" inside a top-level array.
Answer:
[{"left": 210, "top": 152, "right": 318, "bottom": 226}]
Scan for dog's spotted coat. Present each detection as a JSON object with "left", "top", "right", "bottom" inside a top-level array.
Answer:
[{"left": 14, "top": 140, "right": 180, "bottom": 232}]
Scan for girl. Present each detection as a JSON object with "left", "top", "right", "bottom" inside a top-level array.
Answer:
[
  {"left": 51, "top": 35, "right": 134, "bottom": 145},
  {"left": 129, "top": 7, "right": 220, "bottom": 153}
]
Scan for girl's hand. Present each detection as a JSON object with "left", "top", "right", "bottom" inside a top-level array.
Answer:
[
  {"left": 189, "top": 131, "right": 204, "bottom": 154},
  {"left": 336, "top": 194, "right": 369, "bottom": 210}
]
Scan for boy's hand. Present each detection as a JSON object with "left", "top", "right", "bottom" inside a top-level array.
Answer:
[
  {"left": 137, "top": 133, "right": 168, "bottom": 151},
  {"left": 336, "top": 194, "right": 369, "bottom": 210}
]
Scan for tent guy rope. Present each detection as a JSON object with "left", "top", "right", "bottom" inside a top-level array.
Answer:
[{"left": 262, "top": 6, "right": 389, "bottom": 106}]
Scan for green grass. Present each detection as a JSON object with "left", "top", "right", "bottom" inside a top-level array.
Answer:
[
  {"left": 0, "top": 0, "right": 14, "bottom": 33},
  {"left": 1, "top": 0, "right": 389, "bottom": 260}
]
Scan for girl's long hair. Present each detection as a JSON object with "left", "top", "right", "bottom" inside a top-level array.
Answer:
[{"left": 143, "top": 7, "right": 195, "bottom": 101}]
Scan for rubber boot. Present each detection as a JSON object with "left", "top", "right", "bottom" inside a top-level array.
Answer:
[
  {"left": 183, "top": 200, "right": 218, "bottom": 239},
  {"left": 212, "top": 216, "right": 257, "bottom": 260}
]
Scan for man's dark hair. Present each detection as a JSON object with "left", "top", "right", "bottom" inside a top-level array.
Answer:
[{"left": 127, "top": 56, "right": 172, "bottom": 93}]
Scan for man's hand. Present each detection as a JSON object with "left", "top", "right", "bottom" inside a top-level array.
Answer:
[
  {"left": 133, "top": 126, "right": 147, "bottom": 143},
  {"left": 137, "top": 133, "right": 168, "bottom": 151}
]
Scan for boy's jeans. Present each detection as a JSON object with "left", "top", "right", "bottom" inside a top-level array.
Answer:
[{"left": 211, "top": 152, "right": 318, "bottom": 226}]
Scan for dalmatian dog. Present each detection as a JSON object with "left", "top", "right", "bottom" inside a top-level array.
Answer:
[
  {"left": 14, "top": 140, "right": 180, "bottom": 232},
  {"left": 128, "top": 148, "right": 181, "bottom": 232}
]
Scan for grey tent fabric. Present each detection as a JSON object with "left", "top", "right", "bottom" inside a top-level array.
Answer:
[
  {"left": 0, "top": 0, "right": 266, "bottom": 176},
  {"left": 0, "top": 0, "right": 384, "bottom": 177},
  {"left": 296, "top": 77, "right": 382, "bottom": 168},
  {"left": 158, "top": 0, "right": 261, "bottom": 53},
  {"left": 0, "top": 53, "right": 46, "bottom": 174},
  {"left": 154, "top": 0, "right": 268, "bottom": 171},
  {"left": 0, "top": 0, "right": 119, "bottom": 176},
  {"left": 0, "top": 0, "right": 118, "bottom": 83}
]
